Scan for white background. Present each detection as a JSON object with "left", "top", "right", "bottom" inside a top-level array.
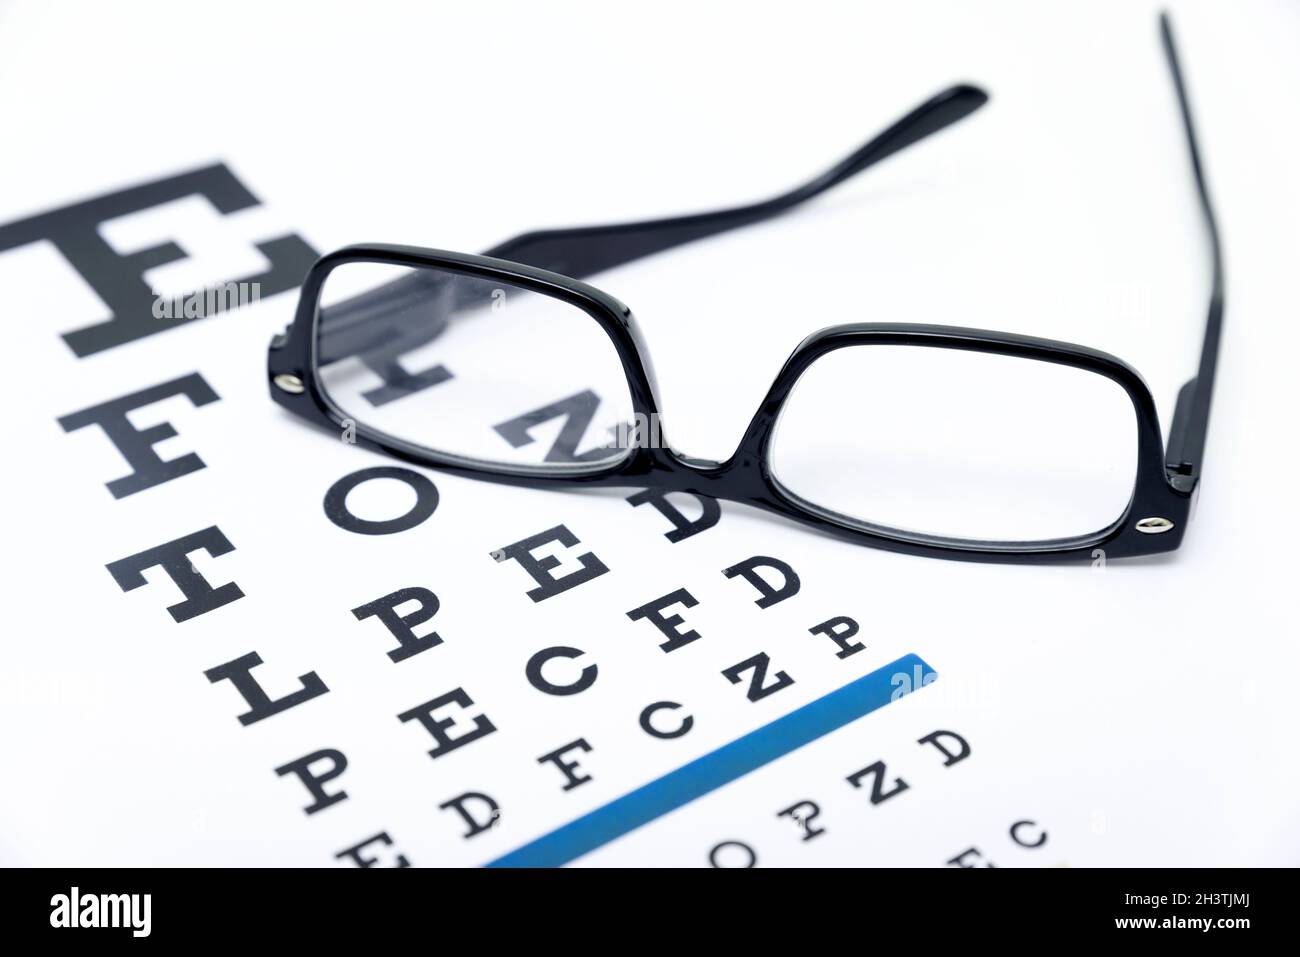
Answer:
[{"left": 0, "top": 0, "right": 1297, "bottom": 866}]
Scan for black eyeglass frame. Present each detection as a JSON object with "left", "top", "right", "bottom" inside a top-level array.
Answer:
[{"left": 268, "top": 13, "right": 1219, "bottom": 564}]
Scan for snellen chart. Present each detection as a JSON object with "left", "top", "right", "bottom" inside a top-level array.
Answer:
[{"left": 1, "top": 162, "right": 1058, "bottom": 868}]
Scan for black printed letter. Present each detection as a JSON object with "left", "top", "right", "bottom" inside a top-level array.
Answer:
[
  {"left": 204, "top": 651, "right": 329, "bottom": 726},
  {"left": 526, "top": 646, "right": 598, "bottom": 696},
  {"left": 625, "top": 489, "right": 721, "bottom": 542},
  {"left": 0, "top": 164, "right": 315, "bottom": 357},
  {"left": 57, "top": 373, "right": 219, "bottom": 498},
  {"left": 106, "top": 526, "right": 243, "bottom": 622},
  {"left": 723, "top": 556, "right": 800, "bottom": 608},
  {"left": 335, "top": 832, "right": 410, "bottom": 868},
  {"left": 722, "top": 653, "right": 795, "bottom": 702},
  {"left": 397, "top": 688, "right": 497, "bottom": 759},
  {"left": 639, "top": 701, "right": 694, "bottom": 739},
  {"left": 777, "top": 800, "right": 826, "bottom": 841},
  {"left": 438, "top": 792, "right": 501, "bottom": 839},
  {"left": 275, "top": 749, "right": 348, "bottom": 815},
  {"left": 351, "top": 587, "right": 443, "bottom": 663},
  {"left": 626, "top": 588, "right": 701, "bottom": 653},
  {"left": 537, "top": 739, "right": 594, "bottom": 791},
  {"left": 846, "top": 760, "right": 909, "bottom": 805},
  {"left": 492, "top": 525, "right": 609, "bottom": 602},
  {"left": 808, "top": 616, "right": 865, "bottom": 659},
  {"left": 918, "top": 729, "right": 972, "bottom": 766},
  {"left": 324, "top": 466, "right": 439, "bottom": 535}
]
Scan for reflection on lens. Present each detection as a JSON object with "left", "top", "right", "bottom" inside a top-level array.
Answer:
[
  {"left": 769, "top": 345, "right": 1138, "bottom": 543},
  {"left": 315, "top": 262, "right": 635, "bottom": 472}
]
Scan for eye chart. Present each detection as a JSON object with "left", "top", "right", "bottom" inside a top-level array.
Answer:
[{"left": 1, "top": 0, "right": 1296, "bottom": 868}]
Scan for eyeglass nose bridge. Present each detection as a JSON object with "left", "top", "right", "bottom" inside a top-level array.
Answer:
[{"left": 623, "top": 438, "right": 773, "bottom": 503}]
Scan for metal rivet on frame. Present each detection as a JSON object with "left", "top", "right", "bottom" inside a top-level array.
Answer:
[
  {"left": 273, "top": 373, "right": 305, "bottom": 395},
  {"left": 1135, "top": 517, "right": 1175, "bottom": 534}
]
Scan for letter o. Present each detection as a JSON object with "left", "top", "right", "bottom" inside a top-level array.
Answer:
[
  {"left": 324, "top": 466, "right": 439, "bottom": 535},
  {"left": 708, "top": 840, "right": 756, "bottom": 868}
]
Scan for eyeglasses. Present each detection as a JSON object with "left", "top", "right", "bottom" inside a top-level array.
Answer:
[{"left": 268, "top": 13, "right": 1221, "bottom": 564}]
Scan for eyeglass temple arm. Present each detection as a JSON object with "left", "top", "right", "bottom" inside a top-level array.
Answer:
[
  {"left": 315, "top": 84, "right": 988, "bottom": 365},
  {"left": 1160, "top": 11, "right": 1224, "bottom": 494},
  {"left": 482, "top": 84, "right": 989, "bottom": 278}
]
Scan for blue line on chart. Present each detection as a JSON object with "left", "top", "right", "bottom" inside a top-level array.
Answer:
[{"left": 487, "top": 652, "right": 937, "bottom": 867}]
